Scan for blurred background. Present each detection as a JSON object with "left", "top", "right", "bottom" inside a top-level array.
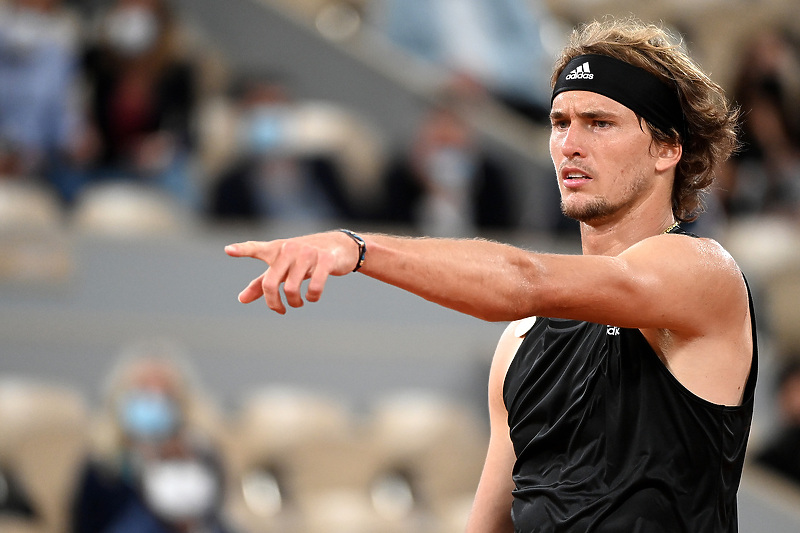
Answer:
[{"left": 2, "top": 0, "right": 800, "bottom": 531}]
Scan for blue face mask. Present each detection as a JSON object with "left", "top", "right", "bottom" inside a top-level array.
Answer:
[
  {"left": 426, "top": 148, "right": 476, "bottom": 189},
  {"left": 241, "top": 106, "right": 289, "bottom": 154},
  {"left": 118, "top": 392, "right": 180, "bottom": 442}
]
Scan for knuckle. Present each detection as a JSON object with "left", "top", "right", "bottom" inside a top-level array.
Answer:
[{"left": 283, "top": 284, "right": 301, "bottom": 299}]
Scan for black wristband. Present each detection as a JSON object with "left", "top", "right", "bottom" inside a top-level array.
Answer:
[{"left": 338, "top": 229, "right": 366, "bottom": 272}]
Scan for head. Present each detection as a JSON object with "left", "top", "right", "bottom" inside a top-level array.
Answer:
[
  {"left": 233, "top": 74, "right": 294, "bottom": 156},
  {"left": 112, "top": 356, "right": 188, "bottom": 444},
  {"left": 417, "top": 106, "right": 473, "bottom": 150},
  {"left": 99, "top": 339, "right": 202, "bottom": 451},
  {"left": 102, "top": 0, "right": 175, "bottom": 59},
  {"left": 550, "top": 18, "right": 739, "bottom": 223}
]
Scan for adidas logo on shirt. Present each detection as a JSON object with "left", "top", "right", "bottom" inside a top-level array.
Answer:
[{"left": 566, "top": 61, "right": 593, "bottom": 80}]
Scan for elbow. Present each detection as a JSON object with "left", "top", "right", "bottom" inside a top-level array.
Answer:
[{"left": 466, "top": 290, "right": 542, "bottom": 323}]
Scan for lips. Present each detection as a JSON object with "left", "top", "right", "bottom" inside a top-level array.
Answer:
[{"left": 560, "top": 166, "right": 593, "bottom": 188}]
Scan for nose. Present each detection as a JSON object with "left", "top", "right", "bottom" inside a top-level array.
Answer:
[{"left": 558, "top": 123, "right": 585, "bottom": 159}]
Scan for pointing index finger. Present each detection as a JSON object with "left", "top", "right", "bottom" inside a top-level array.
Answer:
[{"left": 224, "top": 242, "right": 253, "bottom": 257}]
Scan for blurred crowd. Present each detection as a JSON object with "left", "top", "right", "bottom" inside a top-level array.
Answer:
[
  {"left": 0, "top": 0, "right": 200, "bottom": 207},
  {"left": 2, "top": 0, "right": 800, "bottom": 236},
  {"left": 0, "top": 341, "right": 488, "bottom": 533},
  {"left": 0, "top": 0, "right": 536, "bottom": 238},
  {"left": 3, "top": 0, "right": 800, "bottom": 530}
]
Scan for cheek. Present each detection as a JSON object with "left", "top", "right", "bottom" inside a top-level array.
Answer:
[
  {"left": 604, "top": 138, "right": 653, "bottom": 176},
  {"left": 549, "top": 134, "right": 561, "bottom": 166}
]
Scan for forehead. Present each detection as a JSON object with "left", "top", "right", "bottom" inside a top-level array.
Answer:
[{"left": 550, "top": 91, "right": 637, "bottom": 119}]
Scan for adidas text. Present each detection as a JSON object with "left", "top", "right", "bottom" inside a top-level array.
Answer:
[{"left": 566, "top": 61, "right": 593, "bottom": 80}]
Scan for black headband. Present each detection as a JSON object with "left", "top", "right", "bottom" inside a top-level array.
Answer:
[{"left": 552, "top": 54, "right": 685, "bottom": 138}]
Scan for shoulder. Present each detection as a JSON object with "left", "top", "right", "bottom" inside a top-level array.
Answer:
[
  {"left": 624, "top": 233, "right": 742, "bottom": 287},
  {"left": 618, "top": 233, "right": 747, "bottom": 334},
  {"left": 629, "top": 231, "right": 734, "bottom": 261},
  {"left": 659, "top": 235, "right": 750, "bottom": 336},
  {"left": 490, "top": 318, "right": 536, "bottom": 380}
]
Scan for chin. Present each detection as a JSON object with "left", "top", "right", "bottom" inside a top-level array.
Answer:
[{"left": 560, "top": 197, "right": 614, "bottom": 223}]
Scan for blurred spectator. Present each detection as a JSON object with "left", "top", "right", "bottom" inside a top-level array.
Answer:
[
  {"left": 381, "top": 101, "right": 516, "bottom": 237},
  {"left": 369, "top": 0, "right": 560, "bottom": 123},
  {"left": 207, "top": 74, "right": 353, "bottom": 223},
  {"left": 755, "top": 359, "right": 800, "bottom": 486},
  {"left": 80, "top": 0, "right": 201, "bottom": 207},
  {"left": 718, "top": 27, "right": 800, "bottom": 220},
  {"left": 0, "top": 0, "right": 90, "bottom": 203},
  {"left": 70, "top": 341, "right": 236, "bottom": 533}
]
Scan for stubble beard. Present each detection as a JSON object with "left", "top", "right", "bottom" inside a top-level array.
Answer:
[
  {"left": 560, "top": 170, "right": 652, "bottom": 224},
  {"left": 561, "top": 196, "right": 614, "bottom": 224}
]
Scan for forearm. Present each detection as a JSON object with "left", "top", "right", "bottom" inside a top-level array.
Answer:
[
  {"left": 359, "top": 233, "right": 539, "bottom": 322},
  {"left": 226, "top": 230, "right": 546, "bottom": 318},
  {"left": 466, "top": 435, "right": 516, "bottom": 533}
]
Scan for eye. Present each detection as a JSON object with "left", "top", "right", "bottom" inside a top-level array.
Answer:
[
  {"left": 550, "top": 119, "right": 569, "bottom": 130},
  {"left": 593, "top": 120, "right": 612, "bottom": 129}
]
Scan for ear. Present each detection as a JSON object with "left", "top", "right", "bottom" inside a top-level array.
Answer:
[{"left": 655, "top": 142, "right": 682, "bottom": 172}]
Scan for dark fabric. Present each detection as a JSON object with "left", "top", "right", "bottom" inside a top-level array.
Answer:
[
  {"left": 70, "top": 459, "right": 235, "bottom": 533},
  {"left": 503, "top": 234, "right": 757, "bottom": 532},
  {"left": 70, "top": 460, "right": 140, "bottom": 533},
  {"left": 208, "top": 155, "right": 354, "bottom": 221},
  {"left": 381, "top": 154, "right": 517, "bottom": 229},
  {"left": 82, "top": 47, "right": 197, "bottom": 168}
]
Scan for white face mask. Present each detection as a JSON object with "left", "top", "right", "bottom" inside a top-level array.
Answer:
[
  {"left": 104, "top": 5, "right": 159, "bottom": 56},
  {"left": 1, "top": 7, "right": 50, "bottom": 54},
  {"left": 141, "top": 459, "right": 220, "bottom": 522}
]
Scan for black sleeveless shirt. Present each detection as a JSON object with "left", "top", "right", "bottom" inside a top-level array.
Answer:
[{"left": 503, "top": 232, "right": 757, "bottom": 533}]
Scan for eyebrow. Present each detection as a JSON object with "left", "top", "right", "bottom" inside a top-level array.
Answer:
[{"left": 549, "top": 108, "right": 623, "bottom": 121}]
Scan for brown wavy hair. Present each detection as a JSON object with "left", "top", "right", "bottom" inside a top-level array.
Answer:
[{"left": 552, "top": 18, "right": 740, "bottom": 222}]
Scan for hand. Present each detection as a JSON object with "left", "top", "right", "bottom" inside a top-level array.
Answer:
[{"left": 224, "top": 231, "right": 360, "bottom": 314}]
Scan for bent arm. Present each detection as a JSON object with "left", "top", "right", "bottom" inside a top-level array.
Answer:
[{"left": 465, "top": 322, "right": 521, "bottom": 533}]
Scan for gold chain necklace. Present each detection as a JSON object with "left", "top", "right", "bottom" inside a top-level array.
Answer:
[{"left": 663, "top": 221, "right": 680, "bottom": 234}]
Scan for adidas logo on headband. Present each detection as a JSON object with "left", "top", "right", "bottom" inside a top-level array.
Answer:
[{"left": 566, "top": 61, "right": 593, "bottom": 80}]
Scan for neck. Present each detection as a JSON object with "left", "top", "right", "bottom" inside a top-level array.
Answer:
[{"left": 579, "top": 206, "right": 676, "bottom": 256}]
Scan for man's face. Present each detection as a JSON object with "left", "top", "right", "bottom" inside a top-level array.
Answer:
[{"left": 549, "top": 91, "right": 661, "bottom": 225}]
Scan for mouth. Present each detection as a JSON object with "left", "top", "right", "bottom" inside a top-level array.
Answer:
[{"left": 560, "top": 168, "right": 593, "bottom": 189}]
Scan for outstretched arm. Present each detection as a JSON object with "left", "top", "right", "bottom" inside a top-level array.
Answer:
[
  {"left": 225, "top": 229, "right": 746, "bottom": 335},
  {"left": 226, "top": 230, "right": 751, "bottom": 404}
]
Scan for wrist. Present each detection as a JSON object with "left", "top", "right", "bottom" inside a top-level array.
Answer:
[{"left": 338, "top": 229, "right": 366, "bottom": 272}]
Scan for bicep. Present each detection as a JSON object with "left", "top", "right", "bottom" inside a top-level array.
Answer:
[{"left": 530, "top": 236, "right": 742, "bottom": 332}]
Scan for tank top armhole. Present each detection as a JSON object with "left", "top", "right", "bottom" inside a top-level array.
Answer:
[
  {"left": 513, "top": 316, "right": 537, "bottom": 338},
  {"left": 740, "top": 274, "right": 759, "bottom": 404},
  {"left": 642, "top": 273, "right": 758, "bottom": 410},
  {"left": 502, "top": 317, "right": 538, "bottom": 410}
]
